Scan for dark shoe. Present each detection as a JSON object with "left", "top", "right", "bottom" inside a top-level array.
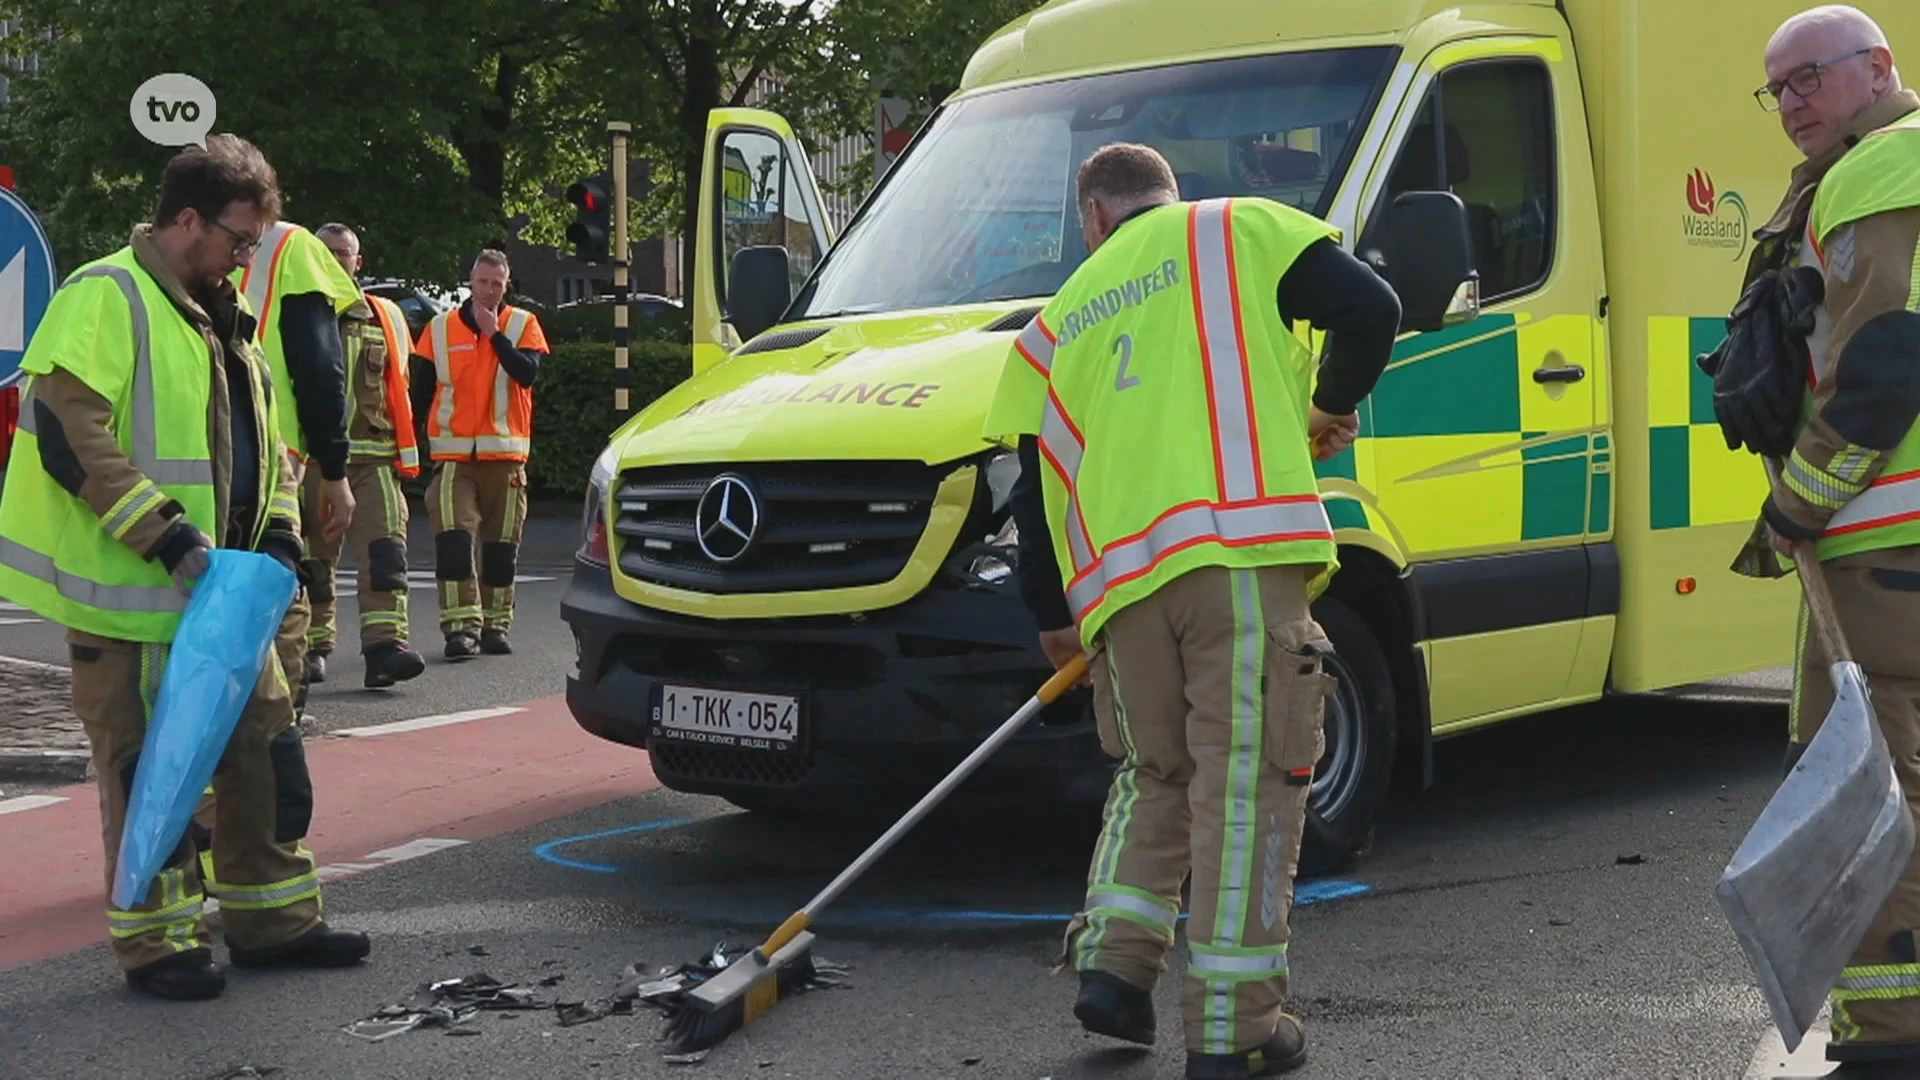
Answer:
[
  {"left": 364, "top": 643, "right": 426, "bottom": 688},
  {"left": 228, "top": 922, "right": 370, "bottom": 969},
  {"left": 126, "top": 948, "right": 225, "bottom": 1000},
  {"left": 1187, "top": 1015, "right": 1308, "bottom": 1078},
  {"left": 444, "top": 633, "right": 479, "bottom": 661},
  {"left": 1074, "top": 969, "right": 1156, "bottom": 1046},
  {"left": 305, "top": 649, "right": 329, "bottom": 684},
  {"left": 480, "top": 629, "right": 512, "bottom": 655}
]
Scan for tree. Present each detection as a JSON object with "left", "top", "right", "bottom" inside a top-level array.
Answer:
[{"left": 0, "top": 0, "right": 605, "bottom": 282}]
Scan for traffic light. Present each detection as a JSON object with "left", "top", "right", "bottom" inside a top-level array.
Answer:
[{"left": 565, "top": 175, "right": 611, "bottom": 263}]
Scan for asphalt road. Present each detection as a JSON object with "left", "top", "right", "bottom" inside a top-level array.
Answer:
[{"left": 0, "top": 671, "right": 1826, "bottom": 1079}]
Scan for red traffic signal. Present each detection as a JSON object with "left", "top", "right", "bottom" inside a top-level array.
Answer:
[{"left": 565, "top": 175, "right": 613, "bottom": 263}]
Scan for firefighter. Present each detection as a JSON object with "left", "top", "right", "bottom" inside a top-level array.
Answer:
[
  {"left": 982, "top": 143, "right": 1399, "bottom": 1077},
  {"left": 232, "top": 213, "right": 365, "bottom": 706},
  {"left": 0, "top": 134, "right": 370, "bottom": 1000},
  {"left": 416, "top": 249, "right": 549, "bottom": 659},
  {"left": 304, "top": 223, "right": 427, "bottom": 687},
  {"left": 1712, "top": 7, "right": 1920, "bottom": 1070}
]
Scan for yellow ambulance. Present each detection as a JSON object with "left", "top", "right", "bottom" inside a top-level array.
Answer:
[{"left": 560, "top": 0, "right": 1920, "bottom": 872}]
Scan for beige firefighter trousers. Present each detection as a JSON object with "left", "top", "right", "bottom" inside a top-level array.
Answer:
[
  {"left": 302, "top": 461, "right": 412, "bottom": 653},
  {"left": 69, "top": 626, "right": 324, "bottom": 972},
  {"left": 425, "top": 459, "right": 528, "bottom": 637},
  {"left": 1788, "top": 553, "right": 1920, "bottom": 1054},
  {"left": 1058, "top": 562, "right": 1334, "bottom": 1055}
]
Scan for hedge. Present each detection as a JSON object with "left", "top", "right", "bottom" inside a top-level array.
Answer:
[{"left": 400, "top": 339, "right": 695, "bottom": 503}]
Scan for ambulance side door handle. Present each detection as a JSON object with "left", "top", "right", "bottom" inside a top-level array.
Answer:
[{"left": 1533, "top": 364, "right": 1586, "bottom": 384}]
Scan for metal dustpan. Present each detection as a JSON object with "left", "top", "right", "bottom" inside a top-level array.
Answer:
[{"left": 1716, "top": 459, "right": 1916, "bottom": 1052}]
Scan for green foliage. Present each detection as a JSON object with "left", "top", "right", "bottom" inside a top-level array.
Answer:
[
  {"left": 522, "top": 340, "right": 692, "bottom": 500},
  {"left": 0, "top": 0, "right": 1046, "bottom": 310},
  {"left": 0, "top": 0, "right": 604, "bottom": 282}
]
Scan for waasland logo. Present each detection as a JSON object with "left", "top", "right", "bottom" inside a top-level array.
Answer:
[{"left": 1684, "top": 168, "right": 1750, "bottom": 260}]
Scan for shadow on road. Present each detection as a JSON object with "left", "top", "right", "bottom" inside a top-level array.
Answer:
[{"left": 522, "top": 691, "right": 1787, "bottom": 945}]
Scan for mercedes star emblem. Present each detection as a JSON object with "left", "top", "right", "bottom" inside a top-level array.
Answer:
[{"left": 695, "top": 473, "right": 762, "bottom": 563}]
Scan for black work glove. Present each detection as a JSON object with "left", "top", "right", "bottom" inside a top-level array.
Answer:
[
  {"left": 1695, "top": 267, "right": 1819, "bottom": 458},
  {"left": 150, "top": 519, "right": 214, "bottom": 595},
  {"left": 255, "top": 529, "right": 309, "bottom": 586}
]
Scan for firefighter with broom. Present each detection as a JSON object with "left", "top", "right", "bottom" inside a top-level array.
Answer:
[{"left": 979, "top": 142, "right": 1401, "bottom": 1077}]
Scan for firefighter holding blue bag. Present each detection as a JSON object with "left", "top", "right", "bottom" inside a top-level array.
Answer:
[{"left": 0, "top": 134, "right": 371, "bottom": 1000}]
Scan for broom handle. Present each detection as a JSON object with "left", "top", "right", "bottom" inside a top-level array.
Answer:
[
  {"left": 761, "top": 653, "right": 1091, "bottom": 954},
  {"left": 1765, "top": 456, "right": 1854, "bottom": 665}
]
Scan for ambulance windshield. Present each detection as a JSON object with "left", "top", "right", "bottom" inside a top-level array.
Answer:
[{"left": 789, "top": 46, "right": 1395, "bottom": 320}]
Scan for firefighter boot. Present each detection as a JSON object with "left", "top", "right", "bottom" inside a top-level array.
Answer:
[
  {"left": 305, "top": 646, "right": 329, "bottom": 685},
  {"left": 444, "top": 632, "right": 479, "bottom": 660},
  {"left": 1185, "top": 1016, "right": 1308, "bottom": 1079},
  {"left": 364, "top": 642, "right": 426, "bottom": 689},
  {"left": 125, "top": 948, "right": 226, "bottom": 1001},
  {"left": 228, "top": 921, "right": 371, "bottom": 969},
  {"left": 1074, "top": 969, "right": 1157, "bottom": 1045},
  {"left": 480, "top": 628, "right": 512, "bottom": 655}
]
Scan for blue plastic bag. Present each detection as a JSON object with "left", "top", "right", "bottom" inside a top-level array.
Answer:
[{"left": 111, "top": 549, "right": 298, "bottom": 910}]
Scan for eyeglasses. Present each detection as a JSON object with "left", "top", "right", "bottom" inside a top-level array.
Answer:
[
  {"left": 1754, "top": 48, "right": 1872, "bottom": 111},
  {"left": 207, "top": 218, "right": 261, "bottom": 258}
]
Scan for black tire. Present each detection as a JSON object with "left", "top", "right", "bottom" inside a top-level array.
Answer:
[{"left": 1298, "top": 594, "right": 1399, "bottom": 877}]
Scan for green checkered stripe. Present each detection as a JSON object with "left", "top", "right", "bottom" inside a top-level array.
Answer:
[
  {"left": 1648, "top": 317, "right": 1758, "bottom": 530},
  {"left": 1312, "top": 313, "right": 1611, "bottom": 543}
]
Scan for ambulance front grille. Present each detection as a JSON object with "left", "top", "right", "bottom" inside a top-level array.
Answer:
[{"left": 610, "top": 460, "right": 948, "bottom": 594}]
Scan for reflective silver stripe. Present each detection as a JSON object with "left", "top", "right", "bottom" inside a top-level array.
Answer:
[
  {"left": 240, "top": 222, "right": 298, "bottom": 329},
  {"left": 1014, "top": 314, "right": 1056, "bottom": 375},
  {"left": 215, "top": 874, "right": 320, "bottom": 909},
  {"left": 432, "top": 436, "right": 475, "bottom": 456},
  {"left": 474, "top": 436, "right": 530, "bottom": 456},
  {"left": 1085, "top": 889, "right": 1179, "bottom": 931},
  {"left": 493, "top": 308, "right": 533, "bottom": 438},
  {"left": 1826, "top": 471, "right": 1920, "bottom": 534},
  {"left": 13, "top": 381, "right": 33, "bottom": 433},
  {"left": 1065, "top": 498, "right": 1334, "bottom": 618},
  {"left": 1188, "top": 944, "right": 1288, "bottom": 976},
  {"left": 63, "top": 266, "right": 213, "bottom": 488},
  {"left": 1038, "top": 397, "right": 1094, "bottom": 568},
  {"left": 431, "top": 315, "right": 456, "bottom": 442},
  {"left": 1190, "top": 199, "right": 1263, "bottom": 503},
  {"left": 0, "top": 535, "right": 187, "bottom": 613}
]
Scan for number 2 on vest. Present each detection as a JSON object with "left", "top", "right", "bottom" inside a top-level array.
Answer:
[{"left": 1114, "top": 334, "right": 1140, "bottom": 391}]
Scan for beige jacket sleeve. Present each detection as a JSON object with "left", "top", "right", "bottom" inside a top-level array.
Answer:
[
  {"left": 28, "top": 367, "right": 185, "bottom": 558},
  {"left": 1765, "top": 206, "right": 1920, "bottom": 539}
]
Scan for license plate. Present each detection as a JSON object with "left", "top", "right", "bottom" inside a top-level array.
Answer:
[{"left": 649, "top": 683, "right": 802, "bottom": 751}]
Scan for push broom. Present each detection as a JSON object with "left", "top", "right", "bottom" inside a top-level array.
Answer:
[{"left": 663, "top": 652, "right": 1091, "bottom": 1053}]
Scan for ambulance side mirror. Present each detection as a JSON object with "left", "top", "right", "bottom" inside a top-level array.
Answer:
[
  {"left": 1377, "top": 191, "right": 1480, "bottom": 334},
  {"left": 727, "top": 245, "right": 792, "bottom": 344}
]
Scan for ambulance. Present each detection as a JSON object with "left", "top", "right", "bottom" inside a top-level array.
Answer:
[{"left": 560, "top": 0, "right": 1920, "bottom": 872}]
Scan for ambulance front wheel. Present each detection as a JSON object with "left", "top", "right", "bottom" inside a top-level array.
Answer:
[{"left": 1299, "top": 594, "right": 1398, "bottom": 877}]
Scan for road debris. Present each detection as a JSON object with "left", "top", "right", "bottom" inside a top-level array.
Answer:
[{"left": 342, "top": 971, "right": 557, "bottom": 1041}]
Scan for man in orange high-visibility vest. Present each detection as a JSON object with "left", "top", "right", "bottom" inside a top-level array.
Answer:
[
  {"left": 415, "top": 248, "right": 548, "bottom": 659},
  {"left": 305, "top": 223, "right": 427, "bottom": 688}
]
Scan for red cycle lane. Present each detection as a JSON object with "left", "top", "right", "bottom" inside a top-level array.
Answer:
[{"left": 0, "top": 694, "right": 658, "bottom": 972}]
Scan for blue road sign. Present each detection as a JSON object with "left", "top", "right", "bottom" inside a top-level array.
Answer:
[{"left": 0, "top": 186, "right": 57, "bottom": 390}]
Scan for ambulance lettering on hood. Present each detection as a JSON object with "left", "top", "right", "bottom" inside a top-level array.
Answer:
[
  {"left": 1682, "top": 168, "right": 1750, "bottom": 260},
  {"left": 680, "top": 376, "right": 941, "bottom": 417}
]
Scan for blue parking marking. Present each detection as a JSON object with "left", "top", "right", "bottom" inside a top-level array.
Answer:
[{"left": 530, "top": 816, "right": 1373, "bottom": 920}]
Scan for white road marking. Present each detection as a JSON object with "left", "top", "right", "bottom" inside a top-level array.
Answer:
[
  {"left": 204, "top": 837, "right": 470, "bottom": 912},
  {"left": 0, "top": 617, "right": 42, "bottom": 626},
  {"left": 314, "top": 837, "right": 469, "bottom": 883},
  {"left": 0, "top": 795, "right": 68, "bottom": 815},
  {"left": 1746, "top": 1013, "right": 1833, "bottom": 1078},
  {"left": 0, "top": 653, "right": 65, "bottom": 674},
  {"left": 329, "top": 570, "right": 555, "bottom": 598},
  {"left": 332, "top": 706, "right": 526, "bottom": 738}
]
